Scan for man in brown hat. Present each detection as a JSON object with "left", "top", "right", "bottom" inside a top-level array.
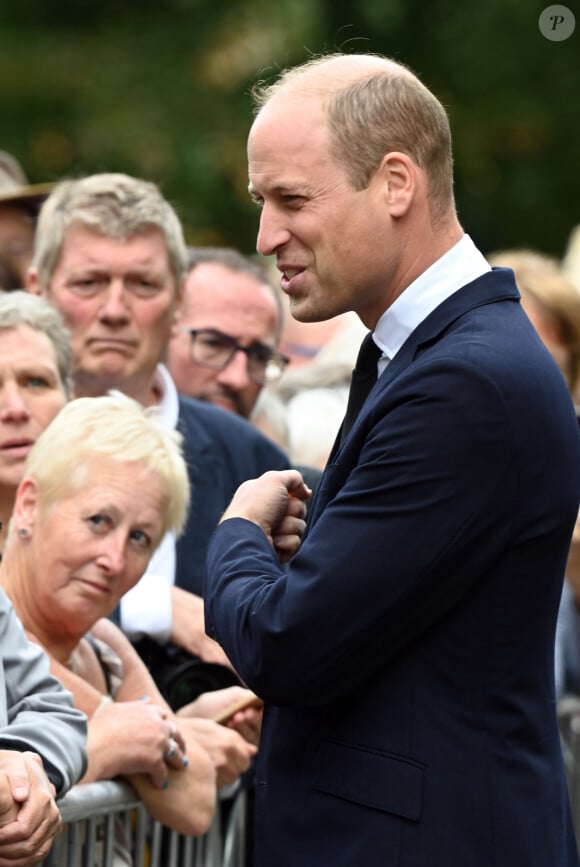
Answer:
[{"left": 0, "top": 151, "right": 53, "bottom": 289}]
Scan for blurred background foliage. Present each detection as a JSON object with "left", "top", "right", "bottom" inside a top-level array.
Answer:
[{"left": 0, "top": 0, "right": 577, "bottom": 257}]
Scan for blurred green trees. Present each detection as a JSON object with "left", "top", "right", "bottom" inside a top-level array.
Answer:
[{"left": 0, "top": 0, "right": 577, "bottom": 256}]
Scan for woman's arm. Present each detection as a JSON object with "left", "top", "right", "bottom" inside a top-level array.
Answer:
[
  {"left": 128, "top": 730, "right": 216, "bottom": 836},
  {"left": 32, "top": 622, "right": 217, "bottom": 836},
  {"left": 89, "top": 618, "right": 167, "bottom": 705},
  {"left": 44, "top": 656, "right": 107, "bottom": 718},
  {"left": 84, "top": 701, "right": 216, "bottom": 836},
  {"left": 91, "top": 619, "right": 258, "bottom": 788}
]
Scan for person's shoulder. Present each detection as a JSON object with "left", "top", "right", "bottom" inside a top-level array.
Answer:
[
  {"left": 177, "top": 393, "right": 267, "bottom": 438},
  {"left": 177, "top": 394, "right": 290, "bottom": 466}
]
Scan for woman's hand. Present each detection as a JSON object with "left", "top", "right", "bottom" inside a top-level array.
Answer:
[{"left": 85, "top": 698, "right": 187, "bottom": 789}]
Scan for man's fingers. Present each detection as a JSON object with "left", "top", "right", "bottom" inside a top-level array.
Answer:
[{"left": 285, "top": 470, "right": 312, "bottom": 501}]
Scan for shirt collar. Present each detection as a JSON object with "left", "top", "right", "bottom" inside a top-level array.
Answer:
[
  {"left": 152, "top": 364, "right": 180, "bottom": 430},
  {"left": 374, "top": 234, "right": 491, "bottom": 362}
]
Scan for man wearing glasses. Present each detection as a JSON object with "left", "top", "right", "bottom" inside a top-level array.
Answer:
[{"left": 167, "top": 247, "right": 289, "bottom": 419}]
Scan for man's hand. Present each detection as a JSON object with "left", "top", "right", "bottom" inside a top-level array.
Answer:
[
  {"left": 170, "top": 587, "right": 234, "bottom": 667},
  {"left": 178, "top": 685, "right": 263, "bottom": 746},
  {"left": 0, "top": 751, "right": 61, "bottom": 867},
  {"left": 220, "top": 470, "right": 311, "bottom": 563}
]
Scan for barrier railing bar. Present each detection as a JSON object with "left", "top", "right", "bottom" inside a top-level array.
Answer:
[{"left": 40, "top": 780, "right": 248, "bottom": 867}]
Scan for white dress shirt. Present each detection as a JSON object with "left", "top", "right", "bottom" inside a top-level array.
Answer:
[
  {"left": 120, "top": 364, "right": 180, "bottom": 642},
  {"left": 373, "top": 234, "right": 491, "bottom": 373}
]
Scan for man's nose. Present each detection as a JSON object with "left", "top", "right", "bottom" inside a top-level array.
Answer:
[
  {"left": 216, "top": 349, "right": 253, "bottom": 391},
  {"left": 256, "top": 204, "right": 291, "bottom": 257},
  {"left": 99, "top": 282, "right": 131, "bottom": 321}
]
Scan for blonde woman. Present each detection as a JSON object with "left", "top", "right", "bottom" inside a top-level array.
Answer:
[{"left": 0, "top": 393, "right": 256, "bottom": 838}]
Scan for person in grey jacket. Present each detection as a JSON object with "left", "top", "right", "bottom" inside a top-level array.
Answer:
[{"left": 0, "top": 583, "right": 87, "bottom": 865}]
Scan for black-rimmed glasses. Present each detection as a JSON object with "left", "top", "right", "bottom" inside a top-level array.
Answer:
[{"left": 183, "top": 328, "right": 290, "bottom": 385}]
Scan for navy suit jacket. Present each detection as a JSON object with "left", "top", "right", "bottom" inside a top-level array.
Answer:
[{"left": 206, "top": 269, "right": 580, "bottom": 866}]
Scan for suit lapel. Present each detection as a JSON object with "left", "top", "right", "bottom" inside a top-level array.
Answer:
[{"left": 325, "top": 269, "right": 520, "bottom": 466}]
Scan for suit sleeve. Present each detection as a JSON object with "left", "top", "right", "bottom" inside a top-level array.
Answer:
[
  {"left": 206, "top": 357, "right": 568, "bottom": 706},
  {"left": 0, "top": 589, "right": 87, "bottom": 795}
]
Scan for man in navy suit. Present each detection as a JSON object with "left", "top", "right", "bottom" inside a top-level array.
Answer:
[{"left": 204, "top": 53, "right": 580, "bottom": 865}]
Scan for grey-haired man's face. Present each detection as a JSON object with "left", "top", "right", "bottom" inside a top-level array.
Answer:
[{"left": 39, "top": 223, "right": 180, "bottom": 405}]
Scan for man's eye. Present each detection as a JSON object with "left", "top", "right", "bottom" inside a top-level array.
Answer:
[
  {"left": 201, "top": 335, "right": 229, "bottom": 350},
  {"left": 249, "top": 345, "right": 273, "bottom": 364},
  {"left": 282, "top": 195, "right": 304, "bottom": 207},
  {"left": 126, "top": 277, "right": 159, "bottom": 294},
  {"left": 70, "top": 278, "right": 103, "bottom": 293}
]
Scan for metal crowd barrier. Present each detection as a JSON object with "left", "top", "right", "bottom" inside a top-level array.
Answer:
[
  {"left": 41, "top": 780, "right": 247, "bottom": 867},
  {"left": 558, "top": 694, "right": 580, "bottom": 849}
]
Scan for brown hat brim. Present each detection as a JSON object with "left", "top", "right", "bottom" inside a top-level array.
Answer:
[{"left": 0, "top": 181, "right": 55, "bottom": 209}]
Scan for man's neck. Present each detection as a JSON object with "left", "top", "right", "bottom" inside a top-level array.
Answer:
[{"left": 73, "top": 371, "right": 162, "bottom": 407}]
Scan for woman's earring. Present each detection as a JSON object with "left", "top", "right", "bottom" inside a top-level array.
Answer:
[{"left": 18, "top": 528, "right": 29, "bottom": 538}]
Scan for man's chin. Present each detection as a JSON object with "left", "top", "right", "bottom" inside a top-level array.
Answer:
[
  {"left": 74, "top": 365, "right": 134, "bottom": 397},
  {"left": 288, "top": 296, "right": 333, "bottom": 324},
  {"left": 210, "top": 397, "right": 238, "bottom": 415}
]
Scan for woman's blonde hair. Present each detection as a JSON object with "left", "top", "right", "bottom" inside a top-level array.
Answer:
[{"left": 24, "top": 391, "right": 190, "bottom": 538}]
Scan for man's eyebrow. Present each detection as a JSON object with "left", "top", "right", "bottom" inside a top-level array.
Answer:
[{"left": 248, "top": 182, "right": 302, "bottom": 198}]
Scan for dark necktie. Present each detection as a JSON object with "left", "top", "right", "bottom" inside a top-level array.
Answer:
[{"left": 340, "top": 332, "right": 382, "bottom": 444}]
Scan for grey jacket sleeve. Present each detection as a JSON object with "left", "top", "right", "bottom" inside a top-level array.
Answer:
[{"left": 0, "top": 588, "right": 87, "bottom": 796}]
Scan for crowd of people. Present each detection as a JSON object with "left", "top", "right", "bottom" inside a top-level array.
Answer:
[{"left": 0, "top": 48, "right": 580, "bottom": 866}]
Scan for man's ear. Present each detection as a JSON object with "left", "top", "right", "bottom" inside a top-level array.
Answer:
[
  {"left": 378, "top": 151, "right": 417, "bottom": 218},
  {"left": 26, "top": 267, "right": 42, "bottom": 296},
  {"left": 170, "top": 278, "right": 185, "bottom": 338},
  {"left": 12, "top": 477, "right": 40, "bottom": 535},
  {"left": 170, "top": 311, "right": 182, "bottom": 338}
]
